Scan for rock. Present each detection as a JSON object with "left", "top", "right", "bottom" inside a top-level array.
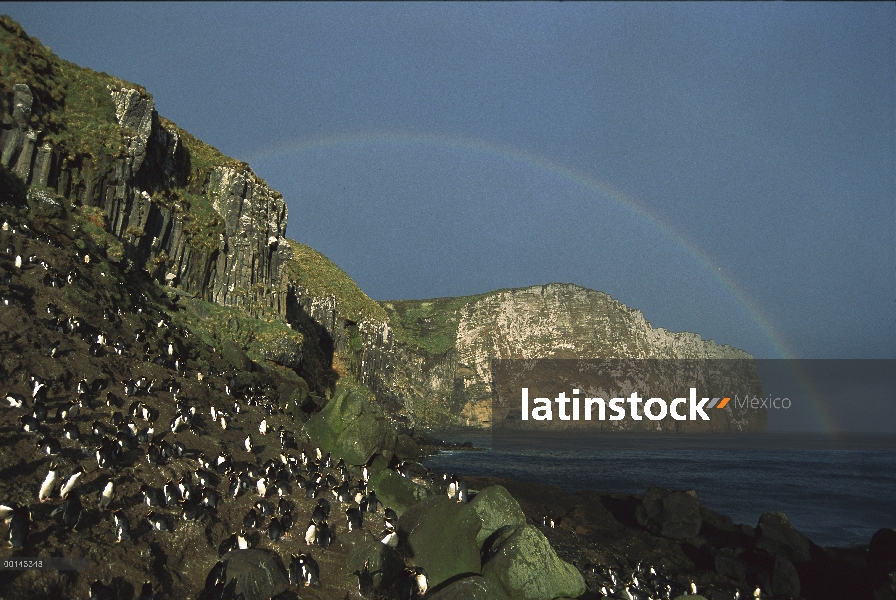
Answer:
[
  {"left": 220, "top": 549, "right": 289, "bottom": 600},
  {"left": 462, "top": 485, "right": 527, "bottom": 548},
  {"left": 259, "top": 334, "right": 303, "bottom": 370},
  {"left": 398, "top": 496, "right": 482, "bottom": 588},
  {"left": 346, "top": 537, "right": 405, "bottom": 589},
  {"left": 394, "top": 433, "right": 421, "bottom": 460},
  {"left": 870, "top": 528, "right": 896, "bottom": 571},
  {"left": 635, "top": 486, "right": 702, "bottom": 540},
  {"left": 754, "top": 511, "right": 812, "bottom": 564},
  {"left": 713, "top": 548, "right": 747, "bottom": 582},
  {"left": 771, "top": 554, "right": 800, "bottom": 597},
  {"left": 481, "top": 525, "right": 586, "bottom": 600},
  {"left": 366, "top": 468, "right": 432, "bottom": 516},
  {"left": 303, "top": 386, "right": 397, "bottom": 465},
  {"left": 426, "top": 575, "right": 511, "bottom": 600}
]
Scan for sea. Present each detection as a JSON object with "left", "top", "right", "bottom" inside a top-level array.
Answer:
[{"left": 422, "top": 433, "right": 896, "bottom": 548}]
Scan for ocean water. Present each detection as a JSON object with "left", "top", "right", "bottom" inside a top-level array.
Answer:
[{"left": 422, "top": 435, "right": 896, "bottom": 548}]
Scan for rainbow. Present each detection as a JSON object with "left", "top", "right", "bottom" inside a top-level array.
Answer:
[{"left": 245, "top": 130, "right": 839, "bottom": 433}]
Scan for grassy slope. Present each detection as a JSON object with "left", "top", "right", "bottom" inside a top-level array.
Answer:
[{"left": 282, "top": 239, "right": 386, "bottom": 324}]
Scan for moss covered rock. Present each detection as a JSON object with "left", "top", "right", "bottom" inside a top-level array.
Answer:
[
  {"left": 367, "top": 468, "right": 432, "bottom": 516},
  {"left": 427, "top": 575, "right": 511, "bottom": 600},
  {"left": 303, "top": 386, "right": 396, "bottom": 465},
  {"left": 463, "top": 485, "right": 527, "bottom": 548},
  {"left": 346, "top": 537, "right": 405, "bottom": 590},
  {"left": 481, "top": 525, "right": 585, "bottom": 600},
  {"left": 398, "top": 496, "right": 482, "bottom": 588}
]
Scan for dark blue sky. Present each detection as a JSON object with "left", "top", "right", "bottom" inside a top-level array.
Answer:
[{"left": 5, "top": 3, "right": 894, "bottom": 359}]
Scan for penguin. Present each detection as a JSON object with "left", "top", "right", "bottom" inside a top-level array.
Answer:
[
  {"left": 38, "top": 436, "right": 61, "bottom": 455},
  {"left": 353, "top": 559, "right": 374, "bottom": 597},
  {"left": 453, "top": 477, "right": 468, "bottom": 503},
  {"left": 51, "top": 492, "right": 82, "bottom": 531},
  {"left": 141, "top": 485, "right": 165, "bottom": 508},
  {"left": 316, "top": 521, "right": 333, "bottom": 548},
  {"left": 413, "top": 567, "right": 429, "bottom": 596},
  {"left": 99, "top": 481, "right": 114, "bottom": 511},
  {"left": 290, "top": 553, "right": 321, "bottom": 587},
  {"left": 62, "top": 422, "right": 80, "bottom": 441},
  {"left": 384, "top": 507, "right": 398, "bottom": 529},
  {"left": 21, "top": 415, "right": 40, "bottom": 433},
  {"left": 243, "top": 509, "right": 258, "bottom": 531},
  {"left": 304, "top": 520, "right": 317, "bottom": 545},
  {"left": 218, "top": 533, "right": 240, "bottom": 556},
  {"left": 38, "top": 464, "right": 57, "bottom": 502},
  {"left": 181, "top": 498, "right": 200, "bottom": 521},
  {"left": 163, "top": 481, "right": 182, "bottom": 505},
  {"left": 311, "top": 502, "right": 329, "bottom": 525},
  {"left": 267, "top": 517, "right": 283, "bottom": 541},
  {"left": 346, "top": 506, "right": 363, "bottom": 532},
  {"left": 244, "top": 435, "right": 253, "bottom": 453},
  {"left": 256, "top": 477, "right": 267, "bottom": 498},
  {"left": 5, "top": 393, "right": 25, "bottom": 408},
  {"left": 259, "top": 419, "right": 267, "bottom": 435},
  {"left": 379, "top": 528, "right": 398, "bottom": 548},
  {"left": 7, "top": 505, "right": 30, "bottom": 547},
  {"left": 362, "top": 490, "right": 380, "bottom": 513},
  {"left": 59, "top": 466, "right": 84, "bottom": 499},
  {"left": 398, "top": 566, "right": 429, "bottom": 599},
  {"left": 146, "top": 511, "right": 168, "bottom": 532},
  {"left": 277, "top": 498, "right": 291, "bottom": 518},
  {"left": 252, "top": 499, "right": 270, "bottom": 521},
  {"left": 32, "top": 400, "right": 47, "bottom": 422},
  {"left": 200, "top": 488, "right": 219, "bottom": 510}
]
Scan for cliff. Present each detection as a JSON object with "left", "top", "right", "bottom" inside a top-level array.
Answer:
[
  {"left": 378, "top": 283, "right": 762, "bottom": 430},
  {"left": 0, "top": 16, "right": 761, "bottom": 432}
]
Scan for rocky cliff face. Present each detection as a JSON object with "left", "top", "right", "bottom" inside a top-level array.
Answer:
[
  {"left": 379, "top": 284, "right": 762, "bottom": 430},
  {"left": 1, "top": 80, "right": 292, "bottom": 317},
  {"left": 1, "top": 18, "right": 760, "bottom": 432}
]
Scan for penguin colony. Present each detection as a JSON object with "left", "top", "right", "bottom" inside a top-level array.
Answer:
[
  {"left": 0, "top": 208, "right": 759, "bottom": 600},
  {"left": 0, "top": 211, "right": 443, "bottom": 599}
]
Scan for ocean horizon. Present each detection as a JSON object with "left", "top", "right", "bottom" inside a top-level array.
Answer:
[{"left": 422, "top": 433, "right": 896, "bottom": 549}]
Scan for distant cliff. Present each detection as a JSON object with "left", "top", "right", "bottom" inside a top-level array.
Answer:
[
  {"left": 1, "top": 16, "right": 762, "bottom": 432},
  {"left": 376, "top": 283, "right": 763, "bottom": 431}
]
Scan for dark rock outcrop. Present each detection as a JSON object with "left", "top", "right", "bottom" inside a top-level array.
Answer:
[
  {"left": 636, "top": 485, "right": 703, "bottom": 540},
  {"left": 219, "top": 549, "right": 290, "bottom": 600}
]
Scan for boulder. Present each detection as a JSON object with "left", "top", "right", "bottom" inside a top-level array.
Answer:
[
  {"left": 398, "top": 496, "right": 482, "bottom": 588},
  {"left": 303, "top": 386, "right": 396, "bottom": 465},
  {"left": 462, "top": 485, "right": 527, "bottom": 548},
  {"left": 346, "top": 537, "right": 405, "bottom": 589},
  {"left": 754, "top": 512, "right": 812, "bottom": 564},
  {"left": 635, "top": 486, "right": 702, "bottom": 540},
  {"left": 770, "top": 554, "right": 800, "bottom": 597},
  {"left": 481, "top": 525, "right": 586, "bottom": 600},
  {"left": 367, "top": 468, "right": 432, "bottom": 516},
  {"left": 713, "top": 548, "right": 747, "bottom": 582},
  {"left": 870, "top": 528, "right": 896, "bottom": 571},
  {"left": 427, "top": 575, "right": 510, "bottom": 600},
  {"left": 395, "top": 433, "right": 422, "bottom": 460},
  {"left": 220, "top": 549, "right": 289, "bottom": 600}
]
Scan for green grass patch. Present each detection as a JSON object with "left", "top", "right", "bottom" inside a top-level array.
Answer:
[
  {"left": 282, "top": 239, "right": 386, "bottom": 324},
  {"left": 168, "top": 294, "right": 304, "bottom": 366},
  {"left": 380, "top": 289, "right": 513, "bottom": 355}
]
